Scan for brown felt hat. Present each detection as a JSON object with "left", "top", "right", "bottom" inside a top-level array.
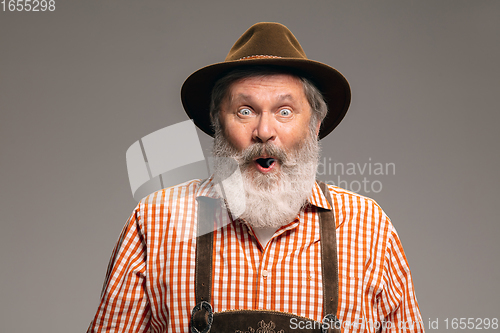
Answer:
[{"left": 181, "top": 22, "right": 351, "bottom": 139}]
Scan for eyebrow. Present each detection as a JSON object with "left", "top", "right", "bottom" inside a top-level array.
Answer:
[{"left": 231, "top": 93, "right": 295, "bottom": 103}]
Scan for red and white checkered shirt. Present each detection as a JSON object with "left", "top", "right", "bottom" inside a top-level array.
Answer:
[{"left": 87, "top": 178, "right": 424, "bottom": 332}]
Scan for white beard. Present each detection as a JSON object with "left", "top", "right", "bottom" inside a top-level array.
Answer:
[{"left": 212, "top": 130, "right": 320, "bottom": 229}]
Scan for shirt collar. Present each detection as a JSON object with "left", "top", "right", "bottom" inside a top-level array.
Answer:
[
  {"left": 308, "top": 181, "right": 333, "bottom": 210},
  {"left": 195, "top": 176, "right": 220, "bottom": 199}
]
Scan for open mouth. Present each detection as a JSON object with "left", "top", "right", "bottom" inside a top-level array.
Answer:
[{"left": 255, "top": 157, "right": 276, "bottom": 172}]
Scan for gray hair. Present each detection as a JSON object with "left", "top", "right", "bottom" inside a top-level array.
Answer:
[{"left": 209, "top": 67, "right": 328, "bottom": 137}]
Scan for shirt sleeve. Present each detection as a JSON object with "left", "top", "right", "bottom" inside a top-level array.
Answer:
[
  {"left": 87, "top": 206, "right": 151, "bottom": 333},
  {"left": 378, "top": 229, "right": 425, "bottom": 332}
]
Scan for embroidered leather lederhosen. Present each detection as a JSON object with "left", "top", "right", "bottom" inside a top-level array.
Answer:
[{"left": 190, "top": 182, "right": 341, "bottom": 333}]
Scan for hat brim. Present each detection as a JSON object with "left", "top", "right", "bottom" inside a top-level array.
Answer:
[{"left": 181, "top": 58, "right": 351, "bottom": 140}]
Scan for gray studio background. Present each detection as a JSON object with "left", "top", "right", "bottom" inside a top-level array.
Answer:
[{"left": 1, "top": 1, "right": 499, "bottom": 332}]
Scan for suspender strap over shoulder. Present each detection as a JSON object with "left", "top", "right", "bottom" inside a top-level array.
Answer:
[
  {"left": 195, "top": 197, "right": 215, "bottom": 305},
  {"left": 318, "top": 181, "right": 339, "bottom": 318}
]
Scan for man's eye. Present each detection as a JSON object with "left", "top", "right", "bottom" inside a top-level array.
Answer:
[
  {"left": 279, "top": 108, "right": 292, "bottom": 116},
  {"left": 238, "top": 108, "right": 252, "bottom": 116}
]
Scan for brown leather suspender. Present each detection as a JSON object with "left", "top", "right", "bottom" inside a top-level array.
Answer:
[
  {"left": 195, "top": 196, "right": 215, "bottom": 304},
  {"left": 318, "top": 181, "right": 339, "bottom": 319}
]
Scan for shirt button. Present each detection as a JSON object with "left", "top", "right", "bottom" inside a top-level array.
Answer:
[{"left": 262, "top": 270, "right": 269, "bottom": 278}]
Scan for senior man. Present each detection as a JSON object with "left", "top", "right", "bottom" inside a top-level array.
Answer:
[{"left": 88, "top": 23, "right": 424, "bottom": 332}]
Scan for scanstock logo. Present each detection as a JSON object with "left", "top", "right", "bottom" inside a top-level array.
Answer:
[
  {"left": 126, "top": 120, "right": 209, "bottom": 202},
  {"left": 125, "top": 119, "right": 239, "bottom": 239}
]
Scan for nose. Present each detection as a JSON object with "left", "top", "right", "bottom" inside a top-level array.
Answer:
[{"left": 252, "top": 112, "right": 276, "bottom": 143}]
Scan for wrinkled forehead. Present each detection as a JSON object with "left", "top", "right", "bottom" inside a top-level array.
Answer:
[{"left": 225, "top": 73, "right": 305, "bottom": 103}]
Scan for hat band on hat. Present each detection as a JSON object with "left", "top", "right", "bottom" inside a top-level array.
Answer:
[{"left": 238, "top": 55, "right": 283, "bottom": 61}]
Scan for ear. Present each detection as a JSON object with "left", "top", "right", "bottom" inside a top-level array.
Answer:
[{"left": 315, "top": 120, "right": 321, "bottom": 137}]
